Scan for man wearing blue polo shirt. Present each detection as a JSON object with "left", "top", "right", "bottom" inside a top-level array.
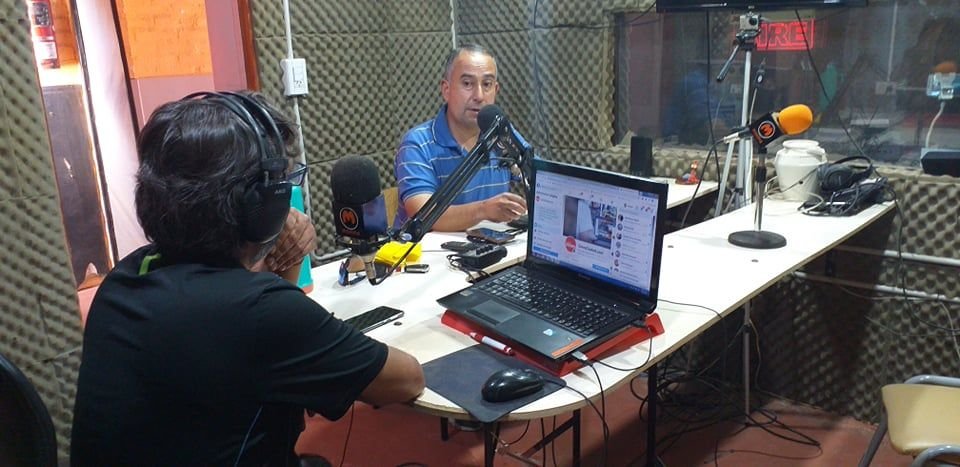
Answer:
[{"left": 395, "top": 44, "right": 527, "bottom": 231}]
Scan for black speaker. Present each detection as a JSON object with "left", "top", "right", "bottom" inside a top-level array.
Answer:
[
  {"left": 183, "top": 92, "right": 292, "bottom": 243},
  {"left": 630, "top": 136, "right": 653, "bottom": 177},
  {"left": 921, "top": 148, "right": 960, "bottom": 177},
  {"left": 817, "top": 155, "right": 874, "bottom": 194}
]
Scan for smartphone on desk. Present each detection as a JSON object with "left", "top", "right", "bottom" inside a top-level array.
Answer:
[
  {"left": 343, "top": 306, "right": 404, "bottom": 333},
  {"left": 466, "top": 227, "right": 515, "bottom": 245}
]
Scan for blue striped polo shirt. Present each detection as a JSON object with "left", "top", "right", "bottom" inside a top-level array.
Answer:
[{"left": 394, "top": 105, "right": 527, "bottom": 228}]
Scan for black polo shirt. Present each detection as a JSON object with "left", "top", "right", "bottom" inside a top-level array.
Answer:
[{"left": 71, "top": 246, "right": 388, "bottom": 466}]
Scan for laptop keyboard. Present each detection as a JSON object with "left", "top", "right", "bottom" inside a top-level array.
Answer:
[{"left": 477, "top": 269, "right": 630, "bottom": 336}]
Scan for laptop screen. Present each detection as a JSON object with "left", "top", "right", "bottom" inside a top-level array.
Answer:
[{"left": 528, "top": 160, "right": 666, "bottom": 296}]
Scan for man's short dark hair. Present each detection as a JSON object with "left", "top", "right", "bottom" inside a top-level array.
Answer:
[
  {"left": 135, "top": 93, "right": 297, "bottom": 262},
  {"left": 443, "top": 43, "right": 497, "bottom": 80}
]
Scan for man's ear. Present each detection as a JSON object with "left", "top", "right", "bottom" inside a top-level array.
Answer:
[{"left": 440, "top": 79, "right": 450, "bottom": 100}]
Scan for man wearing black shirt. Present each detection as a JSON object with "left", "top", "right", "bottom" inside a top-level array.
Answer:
[{"left": 71, "top": 92, "right": 424, "bottom": 466}]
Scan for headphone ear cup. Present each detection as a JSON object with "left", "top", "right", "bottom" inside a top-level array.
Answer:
[
  {"left": 818, "top": 155, "right": 875, "bottom": 194},
  {"left": 818, "top": 165, "right": 854, "bottom": 193},
  {"left": 239, "top": 182, "right": 292, "bottom": 243}
]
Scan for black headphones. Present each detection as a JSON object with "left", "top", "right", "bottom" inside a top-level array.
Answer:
[
  {"left": 183, "top": 91, "right": 291, "bottom": 243},
  {"left": 817, "top": 155, "right": 875, "bottom": 194}
]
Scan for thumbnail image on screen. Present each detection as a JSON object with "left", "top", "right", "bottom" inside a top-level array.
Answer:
[{"left": 561, "top": 197, "right": 617, "bottom": 249}]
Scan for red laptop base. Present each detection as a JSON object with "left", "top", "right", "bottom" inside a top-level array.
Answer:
[{"left": 441, "top": 310, "right": 665, "bottom": 377}]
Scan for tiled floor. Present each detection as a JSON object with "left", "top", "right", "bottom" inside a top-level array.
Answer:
[{"left": 295, "top": 375, "right": 910, "bottom": 466}]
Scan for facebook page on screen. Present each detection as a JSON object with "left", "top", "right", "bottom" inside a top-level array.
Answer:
[{"left": 530, "top": 170, "right": 659, "bottom": 295}]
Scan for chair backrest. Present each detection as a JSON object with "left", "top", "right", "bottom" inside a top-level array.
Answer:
[
  {"left": 0, "top": 351, "right": 57, "bottom": 467},
  {"left": 383, "top": 186, "right": 399, "bottom": 227}
]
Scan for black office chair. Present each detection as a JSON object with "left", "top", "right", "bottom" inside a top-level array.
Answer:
[{"left": 0, "top": 351, "right": 58, "bottom": 467}]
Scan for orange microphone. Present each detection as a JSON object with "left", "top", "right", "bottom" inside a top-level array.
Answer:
[{"left": 721, "top": 104, "right": 814, "bottom": 149}]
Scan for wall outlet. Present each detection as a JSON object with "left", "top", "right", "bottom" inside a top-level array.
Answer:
[{"left": 281, "top": 58, "right": 308, "bottom": 96}]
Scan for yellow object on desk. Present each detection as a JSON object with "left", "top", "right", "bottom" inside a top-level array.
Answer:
[{"left": 375, "top": 241, "right": 422, "bottom": 266}]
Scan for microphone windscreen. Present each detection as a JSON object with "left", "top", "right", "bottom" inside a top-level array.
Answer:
[
  {"left": 477, "top": 104, "right": 504, "bottom": 133},
  {"left": 778, "top": 104, "right": 814, "bottom": 135},
  {"left": 933, "top": 60, "right": 958, "bottom": 73},
  {"left": 331, "top": 155, "right": 382, "bottom": 204}
]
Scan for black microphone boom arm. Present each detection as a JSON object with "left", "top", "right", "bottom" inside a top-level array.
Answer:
[{"left": 396, "top": 114, "right": 504, "bottom": 243}]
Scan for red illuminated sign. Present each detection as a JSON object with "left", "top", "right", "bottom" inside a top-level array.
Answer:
[{"left": 756, "top": 20, "right": 816, "bottom": 51}]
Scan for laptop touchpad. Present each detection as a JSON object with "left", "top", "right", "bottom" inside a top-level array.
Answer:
[{"left": 469, "top": 301, "right": 519, "bottom": 325}]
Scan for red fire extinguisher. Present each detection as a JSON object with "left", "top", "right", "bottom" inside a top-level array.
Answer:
[{"left": 26, "top": 0, "right": 60, "bottom": 69}]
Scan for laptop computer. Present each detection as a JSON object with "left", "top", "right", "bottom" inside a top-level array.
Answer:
[{"left": 438, "top": 159, "right": 668, "bottom": 362}]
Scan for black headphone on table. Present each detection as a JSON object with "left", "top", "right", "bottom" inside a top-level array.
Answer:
[
  {"left": 803, "top": 154, "right": 889, "bottom": 216},
  {"left": 182, "top": 91, "right": 291, "bottom": 243},
  {"left": 817, "top": 155, "right": 875, "bottom": 194}
]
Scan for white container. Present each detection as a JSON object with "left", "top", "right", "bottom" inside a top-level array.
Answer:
[{"left": 774, "top": 139, "right": 827, "bottom": 201}]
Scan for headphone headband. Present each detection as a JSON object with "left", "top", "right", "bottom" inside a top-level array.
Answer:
[
  {"left": 183, "top": 91, "right": 288, "bottom": 183},
  {"left": 180, "top": 91, "right": 292, "bottom": 243}
]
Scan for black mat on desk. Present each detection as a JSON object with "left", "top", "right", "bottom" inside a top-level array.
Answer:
[{"left": 423, "top": 345, "right": 566, "bottom": 423}]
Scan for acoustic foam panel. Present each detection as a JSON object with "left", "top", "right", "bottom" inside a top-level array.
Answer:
[
  {"left": 290, "top": 0, "right": 388, "bottom": 34},
  {"left": 0, "top": 12, "right": 84, "bottom": 456},
  {"left": 389, "top": 32, "right": 450, "bottom": 145},
  {"left": 455, "top": 0, "right": 529, "bottom": 34},
  {"left": 388, "top": 0, "right": 454, "bottom": 33}
]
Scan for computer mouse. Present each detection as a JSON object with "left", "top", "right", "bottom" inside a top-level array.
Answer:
[{"left": 481, "top": 368, "right": 544, "bottom": 403}]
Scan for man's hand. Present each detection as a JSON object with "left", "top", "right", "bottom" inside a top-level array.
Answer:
[
  {"left": 265, "top": 208, "right": 317, "bottom": 274},
  {"left": 480, "top": 192, "right": 526, "bottom": 223}
]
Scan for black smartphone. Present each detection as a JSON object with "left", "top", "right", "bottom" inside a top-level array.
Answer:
[
  {"left": 441, "top": 241, "right": 482, "bottom": 252},
  {"left": 466, "top": 227, "right": 515, "bottom": 245},
  {"left": 343, "top": 306, "right": 404, "bottom": 333}
]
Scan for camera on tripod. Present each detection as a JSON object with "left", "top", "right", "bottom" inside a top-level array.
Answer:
[
  {"left": 740, "top": 13, "right": 760, "bottom": 32},
  {"left": 739, "top": 12, "right": 761, "bottom": 33}
]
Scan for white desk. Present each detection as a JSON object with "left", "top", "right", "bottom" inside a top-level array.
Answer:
[
  {"left": 307, "top": 193, "right": 891, "bottom": 465},
  {"left": 658, "top": 178, "right": 718, "bottom": 210},
  {"left": 308, "top": 178, "right": 721, "bottom": 418}
]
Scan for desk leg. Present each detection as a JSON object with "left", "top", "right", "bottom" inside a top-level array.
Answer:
[
  {"left": 520, "top": 413, "right": 580, "bottom": 464},
  {"left": 647, "top": 364, "right": 665, "bottom": 467},
  {"left": 483, "top": 423, "right": 498, "bottom": 467},
  {"left": 743, "top": 302, "right": 752, "bottom": 416},
  {"left": 572, "top": 409, "right": 581, "bottom": 467}
]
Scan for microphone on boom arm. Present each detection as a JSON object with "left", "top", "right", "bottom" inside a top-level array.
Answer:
[{"left": 477, "top": 104, "right": 532, "bottom": 191}]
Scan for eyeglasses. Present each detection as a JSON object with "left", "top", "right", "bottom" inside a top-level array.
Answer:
[
  {"left": 338, "top": 259, "right": 365, "bottom": 286},
  {"left": 286, "top": 162, "right": 308, "bottom": 186}
]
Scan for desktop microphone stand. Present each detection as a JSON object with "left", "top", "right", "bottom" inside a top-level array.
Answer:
[
  {"left": 713, "top": 14, "right": 784, "bottom": 423},
  {"left": 728, "top": 146, "right": 786, "bottom": 249},
  {"left": 715, "top": 13, "right": 761, "bottom": 215}
]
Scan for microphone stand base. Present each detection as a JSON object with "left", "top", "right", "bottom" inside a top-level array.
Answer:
[{"left": 728, "top": 230, "right": 786, "bottom": 249}]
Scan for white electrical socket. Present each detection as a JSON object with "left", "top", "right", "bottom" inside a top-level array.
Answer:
[{"left": 281, "top": 58, "right": 309, "bottom": 96}]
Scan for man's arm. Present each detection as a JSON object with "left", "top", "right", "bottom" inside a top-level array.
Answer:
[
  {"left": 403, "top": 192, "right": 526, "bottom": 232},
  {"left": 358, "top": 346, "right": 425, "bottom": 405},
  {"left": 264, "top": 208, "right": 317, "bottom": 283}
]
